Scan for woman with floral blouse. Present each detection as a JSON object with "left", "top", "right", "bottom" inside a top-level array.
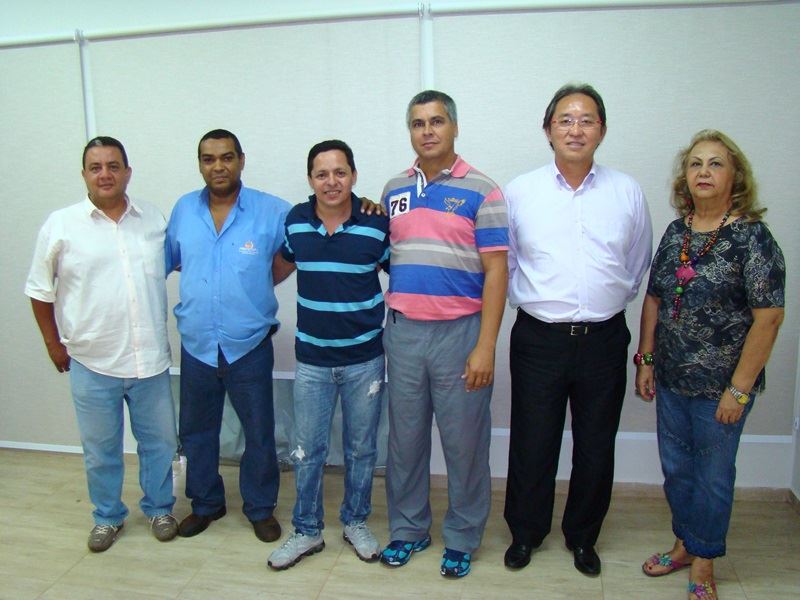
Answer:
[{"left": 635, "top": 130, "right": 785, "bottom": 600}]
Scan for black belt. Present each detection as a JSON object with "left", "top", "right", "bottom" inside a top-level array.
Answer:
[{"left": 518, "top": 309, "right": 624, "bottom": 336}]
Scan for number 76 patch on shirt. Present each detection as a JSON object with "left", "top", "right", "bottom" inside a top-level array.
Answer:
[{"left": 388, "top": 192, "right": 411, "bottom": 219}]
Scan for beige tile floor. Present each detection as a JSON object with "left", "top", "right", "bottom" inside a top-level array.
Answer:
[{"left": 0, "top": 448, "right": 798, "bottom": 599}]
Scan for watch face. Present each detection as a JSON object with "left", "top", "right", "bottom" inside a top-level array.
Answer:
[{"left": 729, "top": 386, "right": 749, "bottom": 405}]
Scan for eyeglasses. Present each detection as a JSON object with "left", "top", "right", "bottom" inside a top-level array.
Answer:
[{"left": 551, "top": 117, "right": 603, "bottom": 131}]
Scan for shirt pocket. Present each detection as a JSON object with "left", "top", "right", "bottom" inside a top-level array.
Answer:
[{"left": 140, "top": 237, "right": 166, "bottom": 279}]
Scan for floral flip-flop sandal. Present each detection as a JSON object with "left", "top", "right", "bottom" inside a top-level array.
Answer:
[{"left": 641, "top": 552, "right": 691, "bottom": 577}]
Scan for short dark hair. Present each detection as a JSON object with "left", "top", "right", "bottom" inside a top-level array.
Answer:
[
  {"left": 82, "top": 136, "right": 128, "bottom": 168},
  {"left": 542, "top": 83, "right": 607, "bottom": 148},
  {"left": 197, "top": 129, "right": 243, "bottom": 158},
  {"left": 307, "top": 139, "right": 356, "bottom": 176},
  {"left": 406, "top": 90, "right": 457, "bottom": 127}
]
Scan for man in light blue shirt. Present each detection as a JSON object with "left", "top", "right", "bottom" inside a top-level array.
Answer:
[{"left": 166, "top": 129, "right": 291, "bottom": 543}]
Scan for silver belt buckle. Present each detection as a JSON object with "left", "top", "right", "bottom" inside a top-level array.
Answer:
[{"left": 569, "top": 324, "right": 588, "bottom": 336}]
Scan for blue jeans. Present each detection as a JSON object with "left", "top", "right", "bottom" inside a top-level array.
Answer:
[
  {"left": 179, "top": 337, "right": 279, "bottom": 521},
  {"left": 656, "top": 386, "right": 754, "bottom": 558},
  {"left": 291, "top": 355, "right": 384, "bottom": 536},
  {"left": 69, "top": 361, "right": 177, "bottom": 526}
]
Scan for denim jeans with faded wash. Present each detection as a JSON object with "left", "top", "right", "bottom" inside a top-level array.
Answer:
[
  {"left": 70, "top": 361, "right": 177, "bottom": 525},
  {"left": 290, "top": 355, "right": 384, "bottom": 536},
  {"left": 657, "top": 385, "right": 754, "bottom": 558}
]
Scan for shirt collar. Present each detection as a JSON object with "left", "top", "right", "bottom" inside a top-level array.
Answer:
[
  {"left": 306, "top": 192, "right": 362, "bottom": 225},
  {"left": 127, "top": 198, "right": 143, "bottom": 215},
  {"left": 200, "top": 183, "right": 244, "bottom": 210},
  {"left": 550, "top": 160, "right": 598, "bottom": 191},
  {"left": 406, "top": 155, "right": 469, "bottom": 179},
  {"left": 82, "top": 194, "right": 138, "bottom": 218}
]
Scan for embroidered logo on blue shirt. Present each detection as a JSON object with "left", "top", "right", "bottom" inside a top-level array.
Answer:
[
  {"left": 239, "top": 240, "right": 258, "bottom": 255},
  {"left": 444, "top": 197, "right": 465, "bottom": 214}
]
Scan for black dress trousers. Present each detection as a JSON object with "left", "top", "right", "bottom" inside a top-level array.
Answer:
[{"left": 503, "top": 309, "right": 630, "bottom": 547}]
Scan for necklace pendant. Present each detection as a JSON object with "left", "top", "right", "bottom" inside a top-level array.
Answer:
[{"left": 676, "top": 264, "right": 696, "bottom": 283}]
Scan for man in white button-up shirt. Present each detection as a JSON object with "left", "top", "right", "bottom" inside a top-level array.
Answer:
[
  {"left": 502, "top": 85, "right": 652, "bottom": 576},
  {"left": 25, "top": 137, "right": 179, "bottom": 553}
]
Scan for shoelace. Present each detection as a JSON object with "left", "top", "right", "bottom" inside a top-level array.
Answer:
[
  {"left": 385, "top": 539, "right": 410, "bottom": 551},
  {"left": 150, "top": 515, "right": 173, "bottom": 527},
  {"left": 92, "top": 524, "right": 117, "bottom": 536},
  {"left": 346, "top": 523, "right": 372, "bottom": 542},
  {"left": 282, "top": 532, "right": 310, "bottom": 551}
]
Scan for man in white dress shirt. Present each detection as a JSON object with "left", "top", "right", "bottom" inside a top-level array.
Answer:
[
  {"left": 502, "top": 84, "right": 652, "bottom": 575},
  {"left": 25, "top": 137, "right": 179, "bottom": 552}
]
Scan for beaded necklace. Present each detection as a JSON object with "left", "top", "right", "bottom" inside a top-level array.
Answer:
[{"left": 671, "top": 209, "right": 730, "bottom": 320}]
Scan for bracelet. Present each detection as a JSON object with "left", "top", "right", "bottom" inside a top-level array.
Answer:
[{"left": 633, "top": 352, "right": 655, "bottom": 366}]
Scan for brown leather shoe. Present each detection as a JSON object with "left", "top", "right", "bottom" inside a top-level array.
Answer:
[
  {"left": 178, "top": 506, "right": 226, "bottom": 537},
  {"left": 251, "top": 515, "right": 281, "bottom": 542}
]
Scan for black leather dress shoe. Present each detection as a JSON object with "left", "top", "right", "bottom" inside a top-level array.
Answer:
[
  {"left": 567, "top": 543, "right": 601, "bottom": 576},
  {"left": 178, "top": 506, "right": 227, "bottom": 537},
  {"left": 504, "top": 542, "right": 538, "bottom": 569}
]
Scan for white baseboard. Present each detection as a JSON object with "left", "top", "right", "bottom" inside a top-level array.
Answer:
[
  {"left": 0, "top": 441, "right": 84, "bottom": 454},
  {"left": 432, "top": 428, "right": 794, "bottom": 489},
  {"left": 3, "top": 429, "right": 793, "bottom": 489}
]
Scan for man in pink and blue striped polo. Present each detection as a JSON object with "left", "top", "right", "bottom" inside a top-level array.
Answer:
[{"left": 379, "top": 90, "right": 508, "bottom": 579}]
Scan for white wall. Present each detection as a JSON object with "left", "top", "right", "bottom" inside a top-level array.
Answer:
[
  {"left": 793, "top": 336, "right": 800, "bottom": 497},
  {"left": 2, "top": 0, "right": 798, "bottom": 487}
]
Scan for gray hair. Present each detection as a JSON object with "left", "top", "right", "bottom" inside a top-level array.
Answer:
[{"left": 406, "top": 90, "right": 457, "bottom": 127}]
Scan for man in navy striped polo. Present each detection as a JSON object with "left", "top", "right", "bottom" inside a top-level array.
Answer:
[{"left": 268, "top": 140, "right": 390, "bottom": 570}]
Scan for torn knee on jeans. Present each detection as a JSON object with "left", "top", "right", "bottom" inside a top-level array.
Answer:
[
  {"left": 290, "top": 445, "right": 306, "bottom": 462},
  {"left": 368, "top": 380, "right": 382, "bottom": 396}
]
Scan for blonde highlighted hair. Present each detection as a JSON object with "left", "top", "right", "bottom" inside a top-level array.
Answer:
[{"left": 670, "top": 129, "right": 765, "bottom": 221}]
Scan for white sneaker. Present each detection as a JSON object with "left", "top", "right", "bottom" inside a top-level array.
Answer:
[
  {"left": 267, "top": 532, "right": 324, "bottom": 570},
  {"left": 343, "top": 522, "right": 380, "bottom": 561}
]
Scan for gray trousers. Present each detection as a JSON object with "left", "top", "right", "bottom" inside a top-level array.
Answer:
[{"left": 384, "top": 310, "right": 492, "bottom": 554}]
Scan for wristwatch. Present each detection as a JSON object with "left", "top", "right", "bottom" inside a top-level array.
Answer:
[{"left": 727, "top": 384, "right": 750, "bottom": 405}]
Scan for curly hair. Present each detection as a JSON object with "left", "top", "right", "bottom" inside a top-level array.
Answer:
[{"left": 670, "top": 129, "right": 765, "bottom": 221}]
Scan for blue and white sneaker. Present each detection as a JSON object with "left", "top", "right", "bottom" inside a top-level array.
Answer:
[
  {"left": 440, "top": 547, "right": 471, "bottom": 577},
  {"left": 380, "top": 535, "right": 432, "bottom": 567}
]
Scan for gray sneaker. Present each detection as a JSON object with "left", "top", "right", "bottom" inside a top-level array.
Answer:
[
  {"left": 149, "top": 514, "right": 178, "bottom": 542},
  {"left": 343, "top": 522, "right": 380, "bottom": 561},
  {"left": 87, "top": 523, "right": 123, "bottom": 552},
  {"left": 268, "top": 532, "right": 325, "bottom": 570}
]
